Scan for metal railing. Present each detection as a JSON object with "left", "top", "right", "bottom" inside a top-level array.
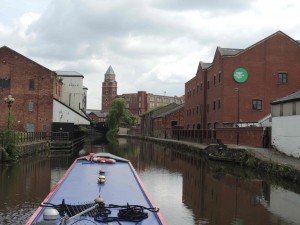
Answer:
[{"left": 0, "top": 132, "right": 50, "bottom": 146}]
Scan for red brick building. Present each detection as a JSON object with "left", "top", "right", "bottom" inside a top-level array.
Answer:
[
  {"left": 0, "top": 46, "right": 62, "bottom": 132},
  {"left": 87, "top": 110, "right": 108, "bottom": 123},
  {"left": 119, "top": 91, "right": 184, "bottom": 124},
  {"left": 101, "top": 65, "right": 117, "bottom": 113},
  {"left": 185, "top": 31, "right": 300, "bottom": 130},
  {"left": 141, "top": 103, "right": 184, "bottom": 137},
  {"left": 118, "top": 91, "right": 148, "bottom": 116}
]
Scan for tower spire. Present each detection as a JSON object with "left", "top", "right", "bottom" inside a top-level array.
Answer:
[{"left": 101, "top": 66, "right": 118, "bottom": 112}]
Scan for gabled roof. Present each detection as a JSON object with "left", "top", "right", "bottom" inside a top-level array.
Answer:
[
  {"left": 0, "top": 46, "right": 53, "bottom": 73},
  {"left": 200, "top": 61, "right": 212, "bottom": 69},
  {"left": 218, "top": 47, "right": 244, "bottom": 56},
  {"left": 225, "top": 31, "right": 300, "bottom": 58},
  {"left": 271, "top": 89, "right": 300, "bottom": 105},
  {"left": 105, "top": 65, "right": 115, "bottom": 75},
  {"left": 202, "top": 31, "right": 300, "bottom": 74},
  {"left": 89, "top": 111, "right": 108, "bottom": 117},
  {"left": 153, "top": 104, "right": 184, "bottom": 118},
  {"left": 141, "top": 103, "right": 181, "bottom": 118},
  {"left": 56, "top": 71, "right": 84, "bottom": 78}
]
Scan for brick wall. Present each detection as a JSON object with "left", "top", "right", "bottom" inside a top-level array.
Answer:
[
  {"left": 0, "top": 46, "right": 55, "bottom": 132},
  {"left": 184, "top": 31, "right": 300, "bottom": 130},
  {"left": 216, "top": 127, "right": 264, "bottom": 147}
]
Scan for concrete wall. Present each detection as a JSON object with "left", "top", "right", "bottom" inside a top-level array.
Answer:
[
  {"left": 60, "top": 76, "right": 85, "bottom": 113},
  {"left": 53, "top": 100, "right": 90, "bottom": 125},
  {"left": 272, "top": 115, "right": 300, "bottom": 157},
  {"left": 0, "top": 141, "right": 49, "bottom": 162}
]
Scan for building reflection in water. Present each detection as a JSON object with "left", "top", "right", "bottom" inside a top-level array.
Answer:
[
  {"left": 113, "top": 138, "right": 300, "bottom": 225},
  {"left": 0, "top": 156, "right": 50, "bottom": 224},
  {"left": 1, "top": 137, "right": 300, "bottom": 225}
]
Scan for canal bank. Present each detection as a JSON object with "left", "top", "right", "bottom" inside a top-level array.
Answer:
[
  {"left": 0, "top": 141, "right": 49, "bottom": 162},
  {"left": 117, "top": 134, "right": 300, "bottom": 183}
]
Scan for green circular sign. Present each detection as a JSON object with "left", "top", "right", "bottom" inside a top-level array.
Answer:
[{"left": 233, "top": 68, "right": 248, "bottom": 83}]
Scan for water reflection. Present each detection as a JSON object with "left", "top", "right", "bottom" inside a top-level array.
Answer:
[
  {"left": 1, "top": 138, "right": 300, "bottom": 224},
  {"left": 0, "top": 155, "right": 50, "bottom": 224},
  {"left": 103, "top": 138, "right": 300, "bottom": 225}
]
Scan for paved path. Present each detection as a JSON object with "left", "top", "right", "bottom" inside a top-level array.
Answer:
[{"left": 228, "top": 144, "right": 300, "bottom": 171}]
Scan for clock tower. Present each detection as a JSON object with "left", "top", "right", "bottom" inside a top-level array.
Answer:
[{"left": 102, "top": 65, "right": 118, "bottom": 112}]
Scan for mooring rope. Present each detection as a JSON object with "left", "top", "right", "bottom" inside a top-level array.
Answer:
[{"left": 41, "top": 200, "right": 159, "bottom": 224}]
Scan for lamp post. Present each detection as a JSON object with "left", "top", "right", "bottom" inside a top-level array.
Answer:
[
  {"left": 4, "top": 94, "right": 15, "bottom": 129},
  {"left": 234, "top": 88, "right": 240, "bottom": 145}
]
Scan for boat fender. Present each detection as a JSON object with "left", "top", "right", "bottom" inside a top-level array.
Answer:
[
  {"left": 92, "top": 157, "right": 116, "bottom": 164},
  {"left": 95, "top": 197, "right": 104, "bottom": 203},
  {"left": 99, "top": 169, "right": 106, "bottom": 174},
  {"left": 43, "top": 208, "right": 60, "bottom": 220}
]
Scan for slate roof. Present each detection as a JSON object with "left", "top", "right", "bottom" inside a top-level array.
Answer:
[
  {"left": 200, "top": 62, "right": 212, "bottom": 69},
  {"left": 218, "top": 47, "right": 244, "bottom": 56},
  {"left": 141, "top": 103, "right": 183, "bottom": 119},
  {"left": 271, "top": 90, "right": 300, "bottom": 105},
  {"left": 56, "top": 71, "right": 84, "bottom": 78},
  {"left": 105, "top": 65, "right": 115, "bottom": 75},
  {"left": 153, "top": 104, "right": 184, "bottom": 118},
  {"left": 88, "top": 110, "right": 108, "bottom": 117}
]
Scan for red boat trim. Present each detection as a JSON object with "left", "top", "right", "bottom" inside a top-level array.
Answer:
[
  {"left": 27, "top": 154, "right": 167, "bottom": 225},
  {"left": 128, "top": 161, "right": 167, "bottom": 225},
  {"left": 26, "top": 158, "right": 79, "bottom": 225}
]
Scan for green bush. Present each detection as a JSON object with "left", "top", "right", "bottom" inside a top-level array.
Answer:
[{"left": 2, "top": 129, "right": 20, "bottom": 161}]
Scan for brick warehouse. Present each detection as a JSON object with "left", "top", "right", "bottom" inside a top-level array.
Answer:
[
  {"left": 0, "top": 46, "right": 62, "bottom": 132},
  {"left": 185, "top": 31, "right": 300, "bottom": 130}
]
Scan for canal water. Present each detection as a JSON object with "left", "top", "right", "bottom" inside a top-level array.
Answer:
[{"left": 1, "top": 137, "right": 300, "bottom": 224}]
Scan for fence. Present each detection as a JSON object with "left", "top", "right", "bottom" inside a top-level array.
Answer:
[{"left": 0, "top": 132, "right": 50, "bottom": 147}]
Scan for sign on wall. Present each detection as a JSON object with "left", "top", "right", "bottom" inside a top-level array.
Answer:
[{"left": 233, "top": 68, "right": 248, "bottom": 83}]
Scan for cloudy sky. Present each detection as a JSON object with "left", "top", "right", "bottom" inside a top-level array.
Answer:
[{"left": 1, "top": 0, "right": 300, "bottom": 109}]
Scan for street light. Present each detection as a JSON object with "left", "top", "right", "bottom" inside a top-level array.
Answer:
[
  {"left": 234, "top": 88, "right": 240, "bottom": 145},
  {"left": 4, "top": 94, "right": 15, "bottom": 129}
]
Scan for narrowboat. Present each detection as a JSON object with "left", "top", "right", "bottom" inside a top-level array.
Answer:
[{"left": 26, "top": 153, "right": 167, "bottom": 225}]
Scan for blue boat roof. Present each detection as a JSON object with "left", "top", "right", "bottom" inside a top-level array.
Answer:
[{"left": 27, "top": 154, "right": 166, "bottom": 225}]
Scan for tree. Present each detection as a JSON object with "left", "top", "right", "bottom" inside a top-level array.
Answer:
[
  {"left": 106, "top": 98, "right": 136, "bottom": 130},
  {"left": 1, "top": 112, "right": 19, "bottom": 161}
]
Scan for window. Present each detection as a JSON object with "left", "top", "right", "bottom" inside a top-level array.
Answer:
[
  {"left": 280, "top": 104, "right": 283, "bottom": 116},
  {"left": 29, "top": 79, "right": 35, "bottom": 90},
  {"left": 26, "top": 123, "right": 35, "bottom": 132},
  {"left": 218, "top": 99, "right": 221, "bottom": 109},
  {"left": 252, "top": 99, "right": 262, "bottom": 110},
  {"left": 293, "top": 102, "right": 296, "bottom": 115},
  {"left": 28, "top": 101, "right": 34, "bottom": 112},
  {"left": 213, "top": 100, "right": 216, "bottom": 110},
  {"left": 207, "top": 81, "right": 210, "bottom": 89},
  {"left": 278, "top": 73, "right": 288, "bottom": 84},
  {"left": 218, "top": 72, "right": 221, "bottom": 83},
  {"left": 0, "top": 78, "right": 11, "bottom": 88}
]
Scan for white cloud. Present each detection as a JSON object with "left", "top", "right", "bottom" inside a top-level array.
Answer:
[{"left": 1, "top": 0, "right": 300, "bottom": 109}]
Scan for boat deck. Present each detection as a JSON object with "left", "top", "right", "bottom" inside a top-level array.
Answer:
[{"left": 27, "top": 154, "right": 165, "bottom": 225}]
